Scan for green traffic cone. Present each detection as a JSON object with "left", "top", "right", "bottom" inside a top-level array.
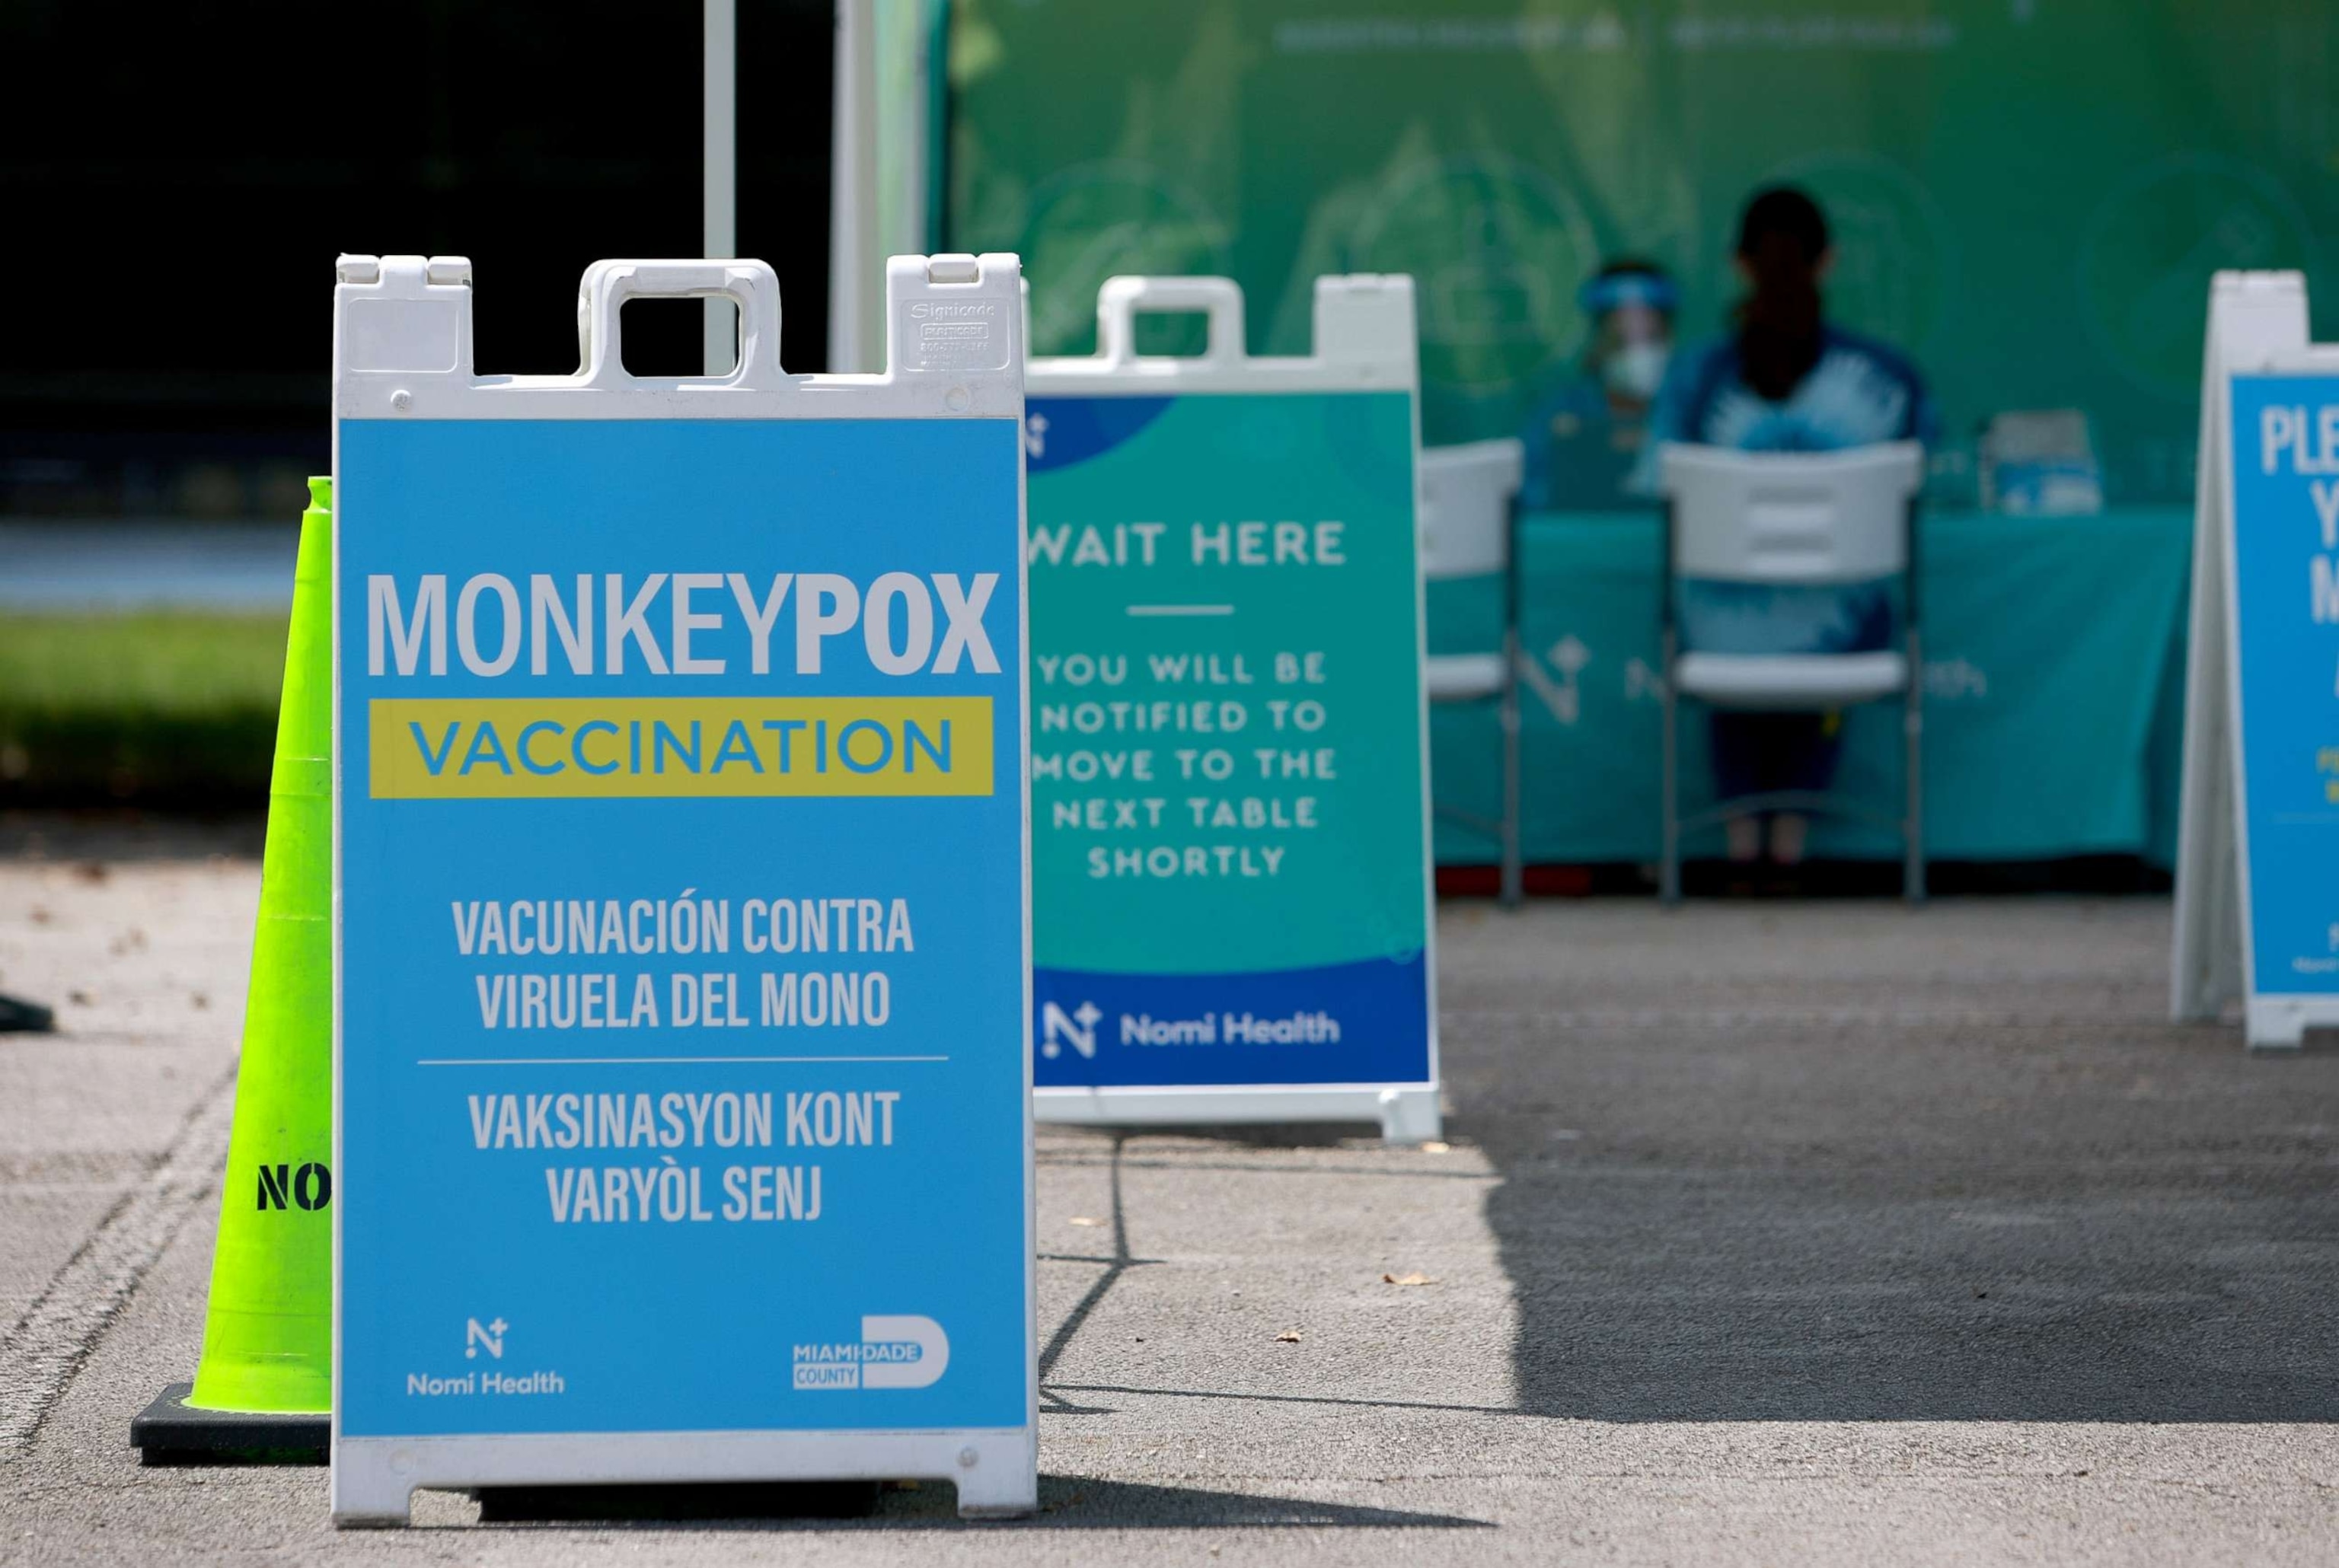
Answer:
[{"left": 134, "top": 477, "right": 333, "bottom": 1460}]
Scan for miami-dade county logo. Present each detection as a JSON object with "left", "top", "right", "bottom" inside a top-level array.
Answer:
[{"left": 793, "top": 1315, "right": 949, "bottom": 1391}]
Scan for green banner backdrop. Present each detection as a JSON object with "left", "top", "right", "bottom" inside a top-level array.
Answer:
[{"left": 944, "top": 0, "right": 2339, "bottom": 502}]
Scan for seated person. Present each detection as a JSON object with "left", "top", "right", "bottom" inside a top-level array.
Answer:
[
  {"left": 1518, "top": 260, "right": 1677, "bottom": 511},
  {"left": 1637, "top": 186, "right": 1935, "bottom": 871}
]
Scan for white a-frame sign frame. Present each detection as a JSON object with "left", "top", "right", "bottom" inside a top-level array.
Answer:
[
  {"left": 328, "top": 253, "right": 1037, "bottom": 1523},
  {"left": 2171, "top": 270, "right": 2339, "bottom": 1048}
]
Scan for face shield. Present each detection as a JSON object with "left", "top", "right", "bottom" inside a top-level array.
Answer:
[{"left": 1579, "top": 272, "right": 1678, "bottom": 403}]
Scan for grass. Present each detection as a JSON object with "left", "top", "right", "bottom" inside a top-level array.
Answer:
[{"left": 0, "top": 613, "right": 289, "bottom": 805}]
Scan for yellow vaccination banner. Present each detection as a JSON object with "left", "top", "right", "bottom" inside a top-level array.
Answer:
[{"left": 369, "top": 697, "right": 993, "bottom": 800}]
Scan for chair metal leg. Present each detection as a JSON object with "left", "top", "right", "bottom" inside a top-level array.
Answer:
[
  {"left": 1499, "top": 631, "right": 1523, "bottom": 908},
  {"left": 1660, "top": 638, "right": 1681, "bottom": 906},
  {"left": 1904, "top": 633, "right": 1926, "bottom": 906}
]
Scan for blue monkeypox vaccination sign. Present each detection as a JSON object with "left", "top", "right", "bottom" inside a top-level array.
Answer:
[
  {"left": 333, "top": 416, "right": 1029, "bottom": 1447},
  {"left": 1023, "top": 387, "right": 1434, "bottom": 1097},
  {"left": 2228, "top": 376, "right": 2339, "bottom": 997}
]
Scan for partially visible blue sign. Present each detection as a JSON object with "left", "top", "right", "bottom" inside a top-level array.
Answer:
[
  {"left": 335, "top": 416, "right": 1029, "bottom": 1441},
  {"left": 2227, "top": 374, "right": 2339, "bottom": 996}
]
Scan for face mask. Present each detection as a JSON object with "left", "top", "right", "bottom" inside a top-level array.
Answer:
[{"left": 1603, "top": 341, "right": 1669, "bottom": 402}]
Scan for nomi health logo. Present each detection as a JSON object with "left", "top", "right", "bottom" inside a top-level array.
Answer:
[{"left": 1039, "top": 999, "right": 1101, "bottom": 1060}]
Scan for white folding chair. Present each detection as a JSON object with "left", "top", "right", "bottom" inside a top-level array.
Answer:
[
  {"left": 1657, "top": 441, "right": 1926, "bottom": 904},
  {"left": 1421, "top": 438, "right": 1527, "bottom": 906}
]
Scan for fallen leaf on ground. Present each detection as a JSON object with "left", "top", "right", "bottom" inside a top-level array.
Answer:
[
  {"left": 1382, "top": 1272, "right": 1438, "bottom": 1286},
  {"left": 1274, "top": 1330, "right": 1302, "bottom": 1343},
  {"left": 1067, "top": 1216, "right": 1104, "bottom": 1227}
]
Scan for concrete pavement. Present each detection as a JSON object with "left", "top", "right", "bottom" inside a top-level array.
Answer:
[{"left": 2, "top": 821, "right": 2334, "bottom": 1564}]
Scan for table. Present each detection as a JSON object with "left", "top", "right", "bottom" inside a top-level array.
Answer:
[{"left": 1427, "top": 508, "right": 2192, "bottom": 867}]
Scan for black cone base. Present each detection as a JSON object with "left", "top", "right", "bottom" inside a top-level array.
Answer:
[
  {"left": 0, "top": 993, "right": 55, "bottom": 1033},
  {"left": 131, "top": 1382, "right": 327, "bottom": 1465}
]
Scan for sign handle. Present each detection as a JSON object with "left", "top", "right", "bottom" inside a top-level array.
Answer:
[
  {"left": 1095, "top": 275, "right": 1246, "bottom": 368},
  {"left": 573, "top": 259, "right": 784, "bottom": 390}
]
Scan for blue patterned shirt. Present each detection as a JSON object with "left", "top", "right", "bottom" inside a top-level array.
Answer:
[{"left": 1635, "top": 323, "right": 1935, "bottom": 657}]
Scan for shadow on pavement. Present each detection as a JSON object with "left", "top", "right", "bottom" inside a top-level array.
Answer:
[
  {"left": 477, "top": 1480, "right": 883, "bottom": 1522},
  {"left": 1453, "top": 993, "right": 2339, "bottom": 1423},
  {"left": 467, "top": 1476, "right": 1489, "bottom": 1531}
]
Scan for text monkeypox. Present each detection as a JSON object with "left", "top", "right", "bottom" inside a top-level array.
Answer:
[{"left": 365, "top": 569, "right": 1001, "bottom": 680}]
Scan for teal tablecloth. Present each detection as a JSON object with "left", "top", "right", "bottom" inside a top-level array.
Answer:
[{"left": 1428, "top": 507, "right": 2193, "bottom": 866}]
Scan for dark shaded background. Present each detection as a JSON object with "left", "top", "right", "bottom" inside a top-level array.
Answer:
[{"left": 0, "top": 0, "right": 836, "bottom": 521}]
